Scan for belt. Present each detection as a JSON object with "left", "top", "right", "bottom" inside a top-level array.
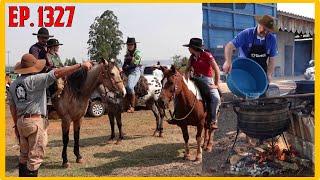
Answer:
[
  {"left": 194, "top": 74, "right": 210, "bottom": 78},
  {"left": 23, "top": 114, "right": 45, "bottom": 118}
]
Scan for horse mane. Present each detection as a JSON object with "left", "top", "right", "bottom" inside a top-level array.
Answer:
[{"left": 66, "top": 67, "right": 88, "bottom": 94}]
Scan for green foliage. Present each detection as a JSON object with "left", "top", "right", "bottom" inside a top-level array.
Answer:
[
  {"left": 87, "top": 10, "right": 123, "bottom": 62},
  {"left": 64, "top": 57, "right": 77, "bottom": 66},
  {"left": 172, "top": 55, "right": 189, "bottom": 72}
]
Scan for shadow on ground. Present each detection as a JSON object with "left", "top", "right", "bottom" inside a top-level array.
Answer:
[
  {"left": 47, "top": 134, "right": 145, "bottom": 148},
  {"left": 84, "top": 142, "right": 183, "bottom": 176}
]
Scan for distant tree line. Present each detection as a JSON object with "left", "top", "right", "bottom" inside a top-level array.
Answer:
[{"left": 64, "top": 57, "right": 77, "bottom": 66}]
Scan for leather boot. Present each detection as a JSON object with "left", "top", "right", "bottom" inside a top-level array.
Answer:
[
  {"left": 127, "top": 94, "right": 136, "bottom": 113},
  {"left": 18, "top": 163, "right": 27, "bottom": 177}
]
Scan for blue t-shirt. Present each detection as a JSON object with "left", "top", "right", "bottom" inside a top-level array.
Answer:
[{"left": 231, "top": 27, "right": 278, "bottom": 58}]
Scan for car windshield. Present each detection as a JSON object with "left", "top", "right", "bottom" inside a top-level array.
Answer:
[{"left": 143, "top": 67, "right": 154, "bottom": 75}]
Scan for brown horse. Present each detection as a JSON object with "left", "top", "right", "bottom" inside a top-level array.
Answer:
[
  {"left": 52, "top": 60, "right": 125, "bottom": 168},
  {"left": 158, "top": 66, "right": 215, "bottom": 162}
]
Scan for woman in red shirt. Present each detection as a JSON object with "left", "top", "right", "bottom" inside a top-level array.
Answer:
[{"left": 184, "top": 38, "right": 221, "bottom": 130}]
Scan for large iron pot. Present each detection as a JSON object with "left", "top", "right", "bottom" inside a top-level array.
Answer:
[{"left": 233, "top": 99, "right": 291, "bottom": 141}]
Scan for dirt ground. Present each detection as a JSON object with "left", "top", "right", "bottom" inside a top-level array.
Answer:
[
  {"left": 6, "top": 80, "right": 310, "bottom": 177},
  {"left": 6, "top": 104, "right": 203, "bottom": 177}
]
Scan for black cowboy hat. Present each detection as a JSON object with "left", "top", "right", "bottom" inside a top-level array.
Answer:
[
  {"left": 255, "top": 15, "right": 278, "bottom": 32},
  {"left": 47, "top": 38, "right": 63, "bottom": 47},
  {"left": 32, "top": 27, "right": 54, "bottom": 38},
  {"left": 124, "top": 37, "right": 140, "bottom": 44},
  {"left": 183, "top": 38, "right": 204, "bottom": 50}
]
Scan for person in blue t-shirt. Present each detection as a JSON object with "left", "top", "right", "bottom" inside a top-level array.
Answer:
[{"left": 223, "top": 15, "right": 278, "bottom": 82}]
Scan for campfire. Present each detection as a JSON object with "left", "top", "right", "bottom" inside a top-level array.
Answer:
[{"left": 225, "top": 91, "right": 314, "bottom": 176}]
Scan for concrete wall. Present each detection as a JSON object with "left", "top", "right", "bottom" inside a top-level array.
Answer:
[{"left": 274, "top": 31, "right": 295, "bottom": 77}]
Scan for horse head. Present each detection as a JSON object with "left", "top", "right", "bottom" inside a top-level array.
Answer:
[
  {"left": 99, "top": 58, "right": 126, "bottom": 98},
  {"left": 158, "top": 65, "right": 184, "bottom": 108}
]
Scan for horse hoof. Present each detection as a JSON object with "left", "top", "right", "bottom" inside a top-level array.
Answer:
[
  {"left": 159, "top": 133, "right": 163, "bottom": 138},
  {"left": 183, "top": 155, "right": 191, "bottom": 160},
  {"left": 115, "top": 140, "right": 122, "bottom": 145},
  {"left": 62, "top": 162, "right": 70, "bottom": 168},
  {"left": 152, "top": 131, "right": 157, "bottom": 137},
  {"left": 205, "top": 146, "right": 213, "bottom": 152},
  {"left": 76, "top": 158, "right": 84, "bottom": 164},
  {"left": 194, "top": 157, "right": 202, "bottom": 163}
]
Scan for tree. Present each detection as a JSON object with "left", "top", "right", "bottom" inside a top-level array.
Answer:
[
  {"left": 64, "top": 57, "right": 77, "bottom": 66},
  {"left": 172, "top": 55, "right": 189, "bottom": 72},
  {"left": 64, "top": 58, "right": 71, "bottom": 66},
  {"left": 71, "top": 57, "right": 77, "bottom": 65},
  {"left": 87, "top": 10, "right": 123, "bottom": 64}
]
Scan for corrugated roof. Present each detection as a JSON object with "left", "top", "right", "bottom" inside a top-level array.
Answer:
[
  {"left": 277, "top": 10, "right": 314, "bottom": 22},
  {"left": 277, "top": 10, "right": 314, "bottom": 35}
]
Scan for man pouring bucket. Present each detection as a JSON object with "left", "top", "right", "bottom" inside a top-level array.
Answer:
[{"left": 223, "top": 15, "right": 278, "bottom": 83}]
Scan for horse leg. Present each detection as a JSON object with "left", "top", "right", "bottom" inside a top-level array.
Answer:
[
  {"left": 151, "top": 103, "right": 160, "bottom": 137},
  {"left": 61, "top": 121, "right": 71, "bottom": 168},
  {"left": 202, "top": 127, "right": 209, "bottom": 149},
  {"left": 205, "top": 129, "right": 215, "bottom": 152},
  {"left": 73, "top": 120, "right": 84, "bottom": 163},
  {"left": 181, "top": 125, "right": 191, "bottom": 160},
  {"left": 206, "top": 111, "right": 220, "bottom": 152},
  {"left": 195, "top": 125, "right": 204, "bottom": 162},
  {"left": 159, "top": 112, "right": 164, "bottom": 138},
  {"left": 115, "top": 112, "right": 123, "bottom": 145},
  {"left": 107, "top": 113, "right": 116, "bottom": 143},
  {"left": 158, "top": 104, "right": 165, "bottom": 137}
]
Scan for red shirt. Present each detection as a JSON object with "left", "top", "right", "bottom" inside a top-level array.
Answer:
[{"left": 190, "top": 51, "right": 215, "bottom": 77}]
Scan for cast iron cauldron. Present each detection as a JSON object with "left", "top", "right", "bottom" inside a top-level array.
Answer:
[{"left": 233, "top": 99, "right": 290, "bottom": 141}]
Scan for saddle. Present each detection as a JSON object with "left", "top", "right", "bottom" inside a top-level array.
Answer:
[
  {"left": 134, "top": 76, "right": 149, "bottom": 98},
  {"left": 190, "top": 77, "right": 221, "bottom": 121}
]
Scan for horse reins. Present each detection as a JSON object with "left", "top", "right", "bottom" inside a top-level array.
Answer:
[
  {"left": 169, "top": 77, "right": 198, "bottom": 121},
  {"left": 99, "top": 63, "right": 123, "bottom": 95}
]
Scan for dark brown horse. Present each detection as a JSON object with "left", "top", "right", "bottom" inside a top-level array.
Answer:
[
  {"left": 52, "top": 60, "right": 125, "bottom": 168},
  {"left": 158, "top": 66, "right": 215, "bottom": 162}
]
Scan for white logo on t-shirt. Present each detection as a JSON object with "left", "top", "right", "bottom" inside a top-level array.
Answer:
[{"left": 16, "top": 84, "right": 27, "bottom": 102}]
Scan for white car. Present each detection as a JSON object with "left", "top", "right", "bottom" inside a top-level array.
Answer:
[
  {"left": 304, "top": 60, "right": 314, "bottom": 80},
  {"left": 87, "top": 65, "right": 167, "bottom": 117}
]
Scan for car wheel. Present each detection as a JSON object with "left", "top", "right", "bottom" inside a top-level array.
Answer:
[{"left": 88, "top": 100, "right": 105, "bottom": 117}]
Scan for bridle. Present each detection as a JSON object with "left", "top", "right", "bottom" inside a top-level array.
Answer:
[
  {"left": 165, "top": 73, "right": 198, "bottom": 121},
  {"left": 99, "top": 62, "right": 123, "bottom": 97}
]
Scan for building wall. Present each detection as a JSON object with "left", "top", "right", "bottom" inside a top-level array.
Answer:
[{"left": 274, "top": 31, "right": 295, "bottom": 77}]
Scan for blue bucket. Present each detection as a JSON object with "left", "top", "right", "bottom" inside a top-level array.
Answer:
[{"left": 227, "top": 58, "right": 268, "bottom": 99}]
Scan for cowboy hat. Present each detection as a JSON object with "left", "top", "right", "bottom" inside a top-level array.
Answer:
[
  {"left": 32, "top": 27, "right": 54, "bottom": 38},
  {"left": 183, "top": 38, "right": 204, "bottom": 50},
  {"left": 255, "top": 15, "right": 278, "bottom": 32},
  {"left": 47, "top": 38, "right": 63, "bottom": 47},
  {"left": 124, "top": 37, "right": 140, "bottom": 44},
  {"left": 14, "top": 54, "right": 46, "bottom": 74}
]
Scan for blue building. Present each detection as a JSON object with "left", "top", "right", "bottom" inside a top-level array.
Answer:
[{"left": 202, "top": 3, "right": 314, "bottom": 77}]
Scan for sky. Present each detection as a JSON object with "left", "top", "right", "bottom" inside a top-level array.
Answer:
[{"left": 5, "top": 3, "right": 315, "bottom": 67}]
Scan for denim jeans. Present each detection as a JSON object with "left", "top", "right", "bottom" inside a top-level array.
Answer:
[
  {"left": 126, "top": 67, "right": 142, "bottom": 94},
  {"left": 196, "top": 76, "right": 221, "bottom": 121}
]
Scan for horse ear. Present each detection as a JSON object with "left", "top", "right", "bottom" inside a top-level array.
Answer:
[
  {"left": 159, "top": 66, "right": 166, "bottom": 72},
  {"left": 171, "top": 65, "right": 176, "bottom": 73},
  {"left": 100, "top": 58, "right": 108, "bottom": 65}
]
